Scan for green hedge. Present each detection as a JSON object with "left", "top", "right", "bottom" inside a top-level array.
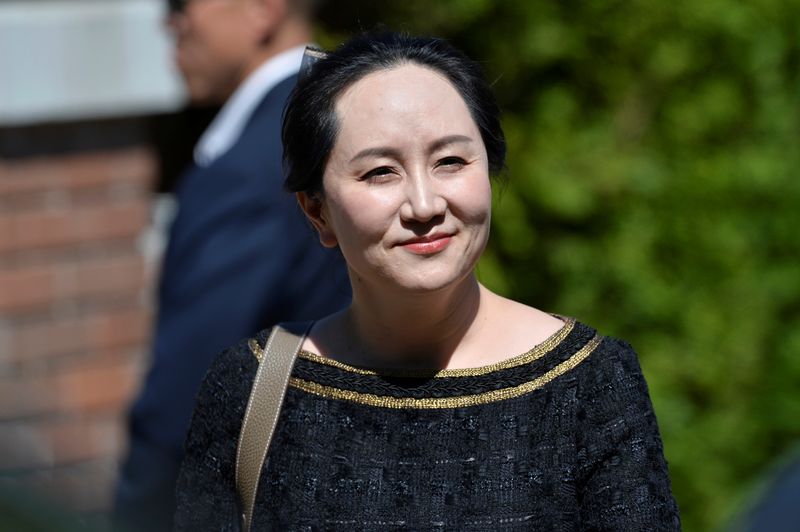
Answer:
[{"left": 318, "top": 2, "right": 800, "bottom": 529}]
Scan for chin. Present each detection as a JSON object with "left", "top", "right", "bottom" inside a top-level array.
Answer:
[
  {"left": 186, "top": 86, "right": 215, "bottom": 106},
  {"left": 181, "top": 77, "right": 221, "bottom": 106},
  {"left": 393, "top": 267, "right": 475, "bottom": 295}
]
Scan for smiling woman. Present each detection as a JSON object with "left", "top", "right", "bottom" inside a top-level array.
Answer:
[
  {"left": 302, "top": 65, "right": 492, "bottom": 299},
  {"left": 173, "top": 32, "right": 681, "bottom": 530}
]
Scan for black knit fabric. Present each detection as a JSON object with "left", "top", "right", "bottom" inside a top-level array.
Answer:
[{"left": 174, "top": 320, "right": 680, "bottom": 531}]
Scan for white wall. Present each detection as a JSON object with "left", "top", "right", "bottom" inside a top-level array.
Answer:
[{"left": 0, "top": 0, "right": 186, "bottom": 125}]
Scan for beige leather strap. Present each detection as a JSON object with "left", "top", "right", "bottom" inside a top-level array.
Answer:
[{"left": 235, "top": 322, "right": 311, "bottom": 532}]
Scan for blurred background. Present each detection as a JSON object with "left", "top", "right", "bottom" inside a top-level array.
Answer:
[{"left": 0, "top": 0, "right": 798, "bottom": 530}]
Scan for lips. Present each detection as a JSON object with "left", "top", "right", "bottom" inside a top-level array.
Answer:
[{"left": 397, "top": 233, "right": 453, "bottom": 255}]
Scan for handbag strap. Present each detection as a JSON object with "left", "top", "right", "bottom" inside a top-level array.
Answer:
[{"left": 235, "top": 322, "right": 311, "bottom": 532}]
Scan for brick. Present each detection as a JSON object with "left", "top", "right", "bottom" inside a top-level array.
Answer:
[
  {"left": 0, "top": 326, "right": 10, "bottom": 365},
  {"left": 0, "top": 416, "right": 124, "bottom": 470},
  {"left": 0, "top": 217, "right": 12, "bottom": 252},
  {"left": 0, "top": 266, "right": 56, "bottom": 311},
  {"left": 87, "top": 308, "right": 152, "bottom": 352},
  {"left": 0, "top": 201, "right": 148, "bottom": 253},
  {"left": 0, "top": 146, "right": 157, "bottom": 516},
  {"left": 0, "top": 356, "right": 141, "bottom": 420},
  {"left": 0, "top": 148, "right": 155, "bottom": 197},
  {"left": 74, "top": 255, "right": 145, "bottom": 300},
  {"left": 4, "top": 317, "right": 88, "bottom": 366},
  {"left": 3, "top": 308, "right": 150, "bottom": 366},
  {"left": 80, "top": 356, "right": 144, "bottom": 403},
  {"left": 0, "top": 255, "right": 145, "bottom": 315},
  {"left": 0, "top": 188, "right": 71, "bottom": 215}
]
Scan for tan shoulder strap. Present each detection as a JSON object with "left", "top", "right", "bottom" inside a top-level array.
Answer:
[{"left": 235, "top": 322, "right": 311, "bottom": 532}]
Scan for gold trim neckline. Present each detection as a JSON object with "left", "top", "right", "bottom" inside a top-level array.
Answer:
[
  {"left": 292, "top": 317, "right": 576, "bottom": 378},
  {"left": 289, "top": 335, "right": 602, "bottom": 409}
]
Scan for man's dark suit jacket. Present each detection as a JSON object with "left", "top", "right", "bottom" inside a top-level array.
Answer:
[{"left": 114, "top": 74, "right": 350, "bottom": 531}]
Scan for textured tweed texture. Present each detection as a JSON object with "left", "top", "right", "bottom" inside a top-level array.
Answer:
[{"left": 174, "top": 320, "right": 680, "bottom": 531}]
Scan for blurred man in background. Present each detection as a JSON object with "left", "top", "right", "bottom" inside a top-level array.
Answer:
[{"left": 114, "top": 0, "right": 349, "bottom": 529}]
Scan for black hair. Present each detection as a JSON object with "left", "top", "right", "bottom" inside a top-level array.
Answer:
[{"left": 282, "top": 32, "right": 506, "bottom": 195}]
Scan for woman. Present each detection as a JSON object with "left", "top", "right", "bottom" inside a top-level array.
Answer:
[{"left": 174, "top": 33, "right": 680, "bottom": 530}]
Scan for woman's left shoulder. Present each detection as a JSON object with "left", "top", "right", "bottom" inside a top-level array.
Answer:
[
  {"left": 567, "top": 324, "right": 681, "bottom": 529},
  {"left": 583, "top": 330, "right": 645, "bottom": 375},
  {"left": 569, "top": 323, "right": 657, "bottom": 408}
]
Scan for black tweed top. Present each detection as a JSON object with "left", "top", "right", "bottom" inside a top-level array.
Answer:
[{"left": 174, "top": 318, "right": 680, "bottom": 531}]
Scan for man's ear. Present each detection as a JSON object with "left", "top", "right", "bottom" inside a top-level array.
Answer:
[
  {"left": 247, "top": 0, "right": 288, "bottom": 39},
  {"left": 297, "top": 192, "right": 338, "bottom": 248}
]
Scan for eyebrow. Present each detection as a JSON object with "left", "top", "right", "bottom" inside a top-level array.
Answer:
[{"left": 348, "top": 134, "right": 475, "bottom": 164}]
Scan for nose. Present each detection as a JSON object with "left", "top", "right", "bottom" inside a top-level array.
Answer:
[{"left": 399, "top": 170, "right": 447, "bottom": 223}]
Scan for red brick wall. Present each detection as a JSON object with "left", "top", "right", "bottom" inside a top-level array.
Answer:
[{"left": 0, "top": 147, "right": 155, "bottom": 514}]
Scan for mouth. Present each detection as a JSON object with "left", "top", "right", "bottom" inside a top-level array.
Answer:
[{"left": 397, "top": 233, "right": 453, "bottom": 255}]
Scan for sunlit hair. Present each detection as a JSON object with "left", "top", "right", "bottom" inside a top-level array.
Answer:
[{"left": 282, "top": 32, "right": 506, "bottom": 195}]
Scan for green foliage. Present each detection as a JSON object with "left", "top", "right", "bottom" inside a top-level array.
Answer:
[{"left": 316, "top": 2, "right": 800, "bottom": 529}]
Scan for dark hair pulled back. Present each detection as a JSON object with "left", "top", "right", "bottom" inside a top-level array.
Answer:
[{"left": 282, "top": 32, "right": 506, "bottom": 195}]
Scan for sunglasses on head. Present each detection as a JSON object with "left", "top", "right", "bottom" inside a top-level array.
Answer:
[{"left": 298, "top": 46, "right": 328, "bottom": 83}]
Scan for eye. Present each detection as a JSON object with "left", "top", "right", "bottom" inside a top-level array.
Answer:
[
  {"left": 436, "top": 156, "right": 467, "bottom": 171},
  {"left": 360, "top": 166, "right": 397, "bottom": 183}
]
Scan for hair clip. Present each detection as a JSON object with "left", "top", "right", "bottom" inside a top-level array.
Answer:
[{"left": 299, "top": 46, "right": 328, "bottom": 83}]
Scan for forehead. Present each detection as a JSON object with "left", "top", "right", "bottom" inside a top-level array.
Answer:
[{"left": 332, "top": 63, "right": 478, "bottom": 153}]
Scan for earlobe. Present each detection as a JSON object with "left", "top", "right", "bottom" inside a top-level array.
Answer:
[
  {"left": 296, "top": 192, "right": 338, "bottom": 248},
  {"left": 248, "top": 0, "right": 287, "bottom": 37}
]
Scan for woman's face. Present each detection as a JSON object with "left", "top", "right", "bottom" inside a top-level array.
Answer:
[{"left": 302, "top": 63, "right": 492, "bottom": 294}]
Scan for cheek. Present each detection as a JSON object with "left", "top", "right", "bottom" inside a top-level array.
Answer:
[
  {"left": 190, "top": 13, "right": 238, "bottom": 57},
  {"left": 452, "top": 174, "right": 493, "bottom": 225},
  {"left": 474, "top": 180, "right": 493, "bottom": 217},
  {"left": 326, "top": 189, "right": 397, "bottom": 246}
]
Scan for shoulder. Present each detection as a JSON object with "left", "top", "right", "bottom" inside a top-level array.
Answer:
[
  {"left": 578, "top": 333, "right": 645, "bottom": 385},
  {"left": 571, "top": 328, "right": 659, "bottom": 425},
  {"left": 206, "top": 334, "right": 262, "bottom": 383},
  {"left": 257, "top": 74, "right": 298, "bottom": 115},
  {"left": 569, "top": 328, "right": 680, "bottom": 529},
  {"left": 175, "top": 332, "right": 273, "bottom": 529},
  {"left": 193, "top": 324, "right": 309, "bottom": 422},
  {"left": 239, "top": 74, "right": 298, "bottom": 140},
  {"left": 212, "top": 78, "right": 298, "bottom": 181},
  {"left": 191, "top": 331, "right": 269, "bottom": 427}
]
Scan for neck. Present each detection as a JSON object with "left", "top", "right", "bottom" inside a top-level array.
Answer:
[
  {"left": 235, "top": 17, "right": 311, "bottom": 95},
  {"left": 342, "top": 274, "right": 486, "bottom": 370}
]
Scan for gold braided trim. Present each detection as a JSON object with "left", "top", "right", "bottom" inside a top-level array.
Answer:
[
  {"left": 292, "top": 317, "right": 576, "bottom": 378},
  {"left": 248, "top": 338, "right": 265, "bottom": 362},
  {"left": 288, "top": 334, "right": 603, "bottom": 409}
]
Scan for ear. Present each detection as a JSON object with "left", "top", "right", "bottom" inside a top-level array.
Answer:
[
  {"left": 246, "top": 0, "right": 288, "bottom": 38},
  {"left": 297, "top": 192, "right": 338, "bottom": 248}
]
